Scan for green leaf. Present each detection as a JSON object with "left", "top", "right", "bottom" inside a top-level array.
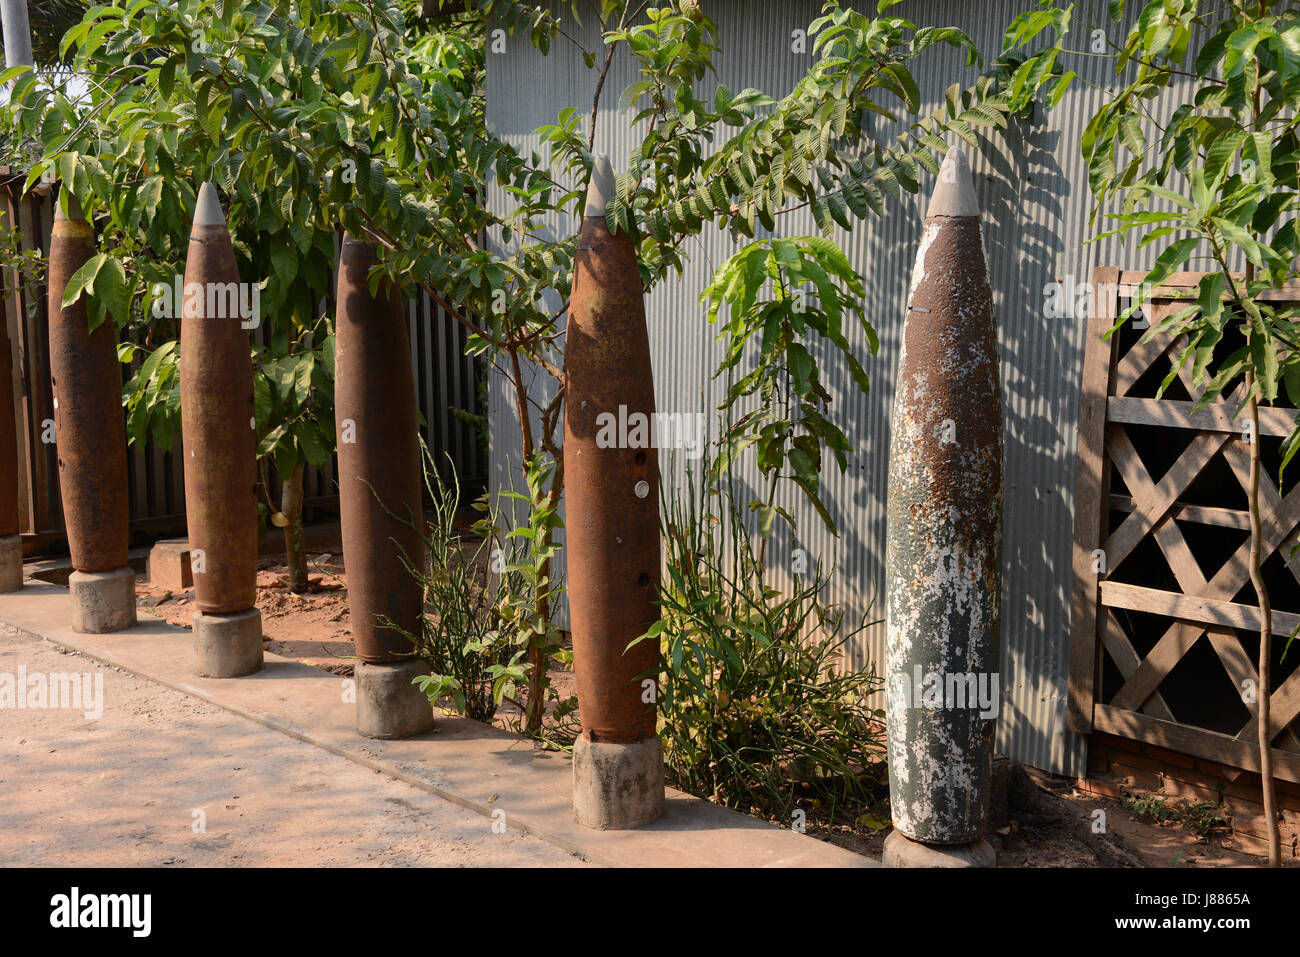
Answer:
[
  {"left": 1119, "top": 115, "right": 1146, "bottom": 156},
  {"left": 881, "top": 63, "right": 920, "bottom": 112},
  {"left": 95, "top": 258, "right": 132, "bottom": 332},
  {"left": 61, "top": 253, "right": 108, "bottom": 309}
]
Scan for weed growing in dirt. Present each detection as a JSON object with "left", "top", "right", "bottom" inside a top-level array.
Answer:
[
  {"left": 384, "top": 457, "right": 524, "bottom": 723},
  {"left": 1123, "top": 793, "right": 1229, "bottom": 839},
  {"left": 391, "top": 455, "right": 577, "bottom": 742}
]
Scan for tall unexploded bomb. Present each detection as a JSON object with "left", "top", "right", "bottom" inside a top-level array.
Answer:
[
  {"left": 48, "top": 193, "right": 137, "bottom": 632},
  {"left": 334, "top": 236, "right": 425, "bottom": 663},
  {"left": 334, "top": 235, "right": 434, "bottom": 739},
  {"left": 564, "top": 154, "right": 665, "bottom": 828},
  {"left": 884, "top": 147, "right": 1004, "bottom": 858},
  {"left": 180, "top": 183, "right": 263, "bottom": 677},
  {"left": 48, "top": 194, "right": 130, "bottom": 573}
]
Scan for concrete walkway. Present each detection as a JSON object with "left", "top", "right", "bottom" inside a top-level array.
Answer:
[
  {"left": 0, "top": 627, "right": 585, "bottom": 866},
  {"left": 0, "top": 582, "right": 875, "bottom": 868}
]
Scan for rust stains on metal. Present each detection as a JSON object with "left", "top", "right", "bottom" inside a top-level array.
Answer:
[
  {"left": 0, "top": 271, "right": 18, "bottom": 539},
  {"left": 885, "top": 148, "right": 1004, "bottom": 845},
  {"left": 334, "top": 234, "right": 425, "bottom": 663},
  {"left": 47, "top": 197, "right": 129, "bottom": 572},
  {"left": 565, "top": 155, "right": 661, "bottom": 744},
  {"left": 179, "top": 182, "right": 259, "bottom": 613}
]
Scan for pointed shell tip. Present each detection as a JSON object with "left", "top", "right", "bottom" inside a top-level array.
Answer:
[
  {"left": 927, "top": 147, "right": 979, "bottom": 218},
  {"left": 54, "top": 191, "right": 83, "bottom": 222},
  {"left": 584, "top": 155, "right": 616, "bottom": 218},
  {"left": 193, "top": 181, "right": 227, "bottom": 227}
]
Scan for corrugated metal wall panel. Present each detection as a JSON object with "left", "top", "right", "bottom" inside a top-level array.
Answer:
[{"left": 485, "top": 0, "right": 1203, "bottom": 777}]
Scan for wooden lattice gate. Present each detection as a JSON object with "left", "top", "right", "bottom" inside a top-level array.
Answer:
[{"left": 1069, "top": 267, "right": 1300, "bottom": 783}]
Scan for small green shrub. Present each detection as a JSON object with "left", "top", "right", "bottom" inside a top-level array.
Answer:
[
  {"left": 389, "top": 458, "right": 524, "bottom": 724},
  {"left": 1123, "top": 793, "right": 1229, "bottom": 839},
  {"left": 394, "top": 455, "right": 577, "bottom": 744},
  {"left": 644, "top": 464, "right": 887, "bottom": 827}
]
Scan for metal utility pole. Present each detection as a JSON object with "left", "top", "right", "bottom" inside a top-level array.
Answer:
[
  {"left": 0, "top": 0, "right": 34, "bottom": 71},
  {"left": 0, "top": 0, "right": 30, "bottom": 591}
]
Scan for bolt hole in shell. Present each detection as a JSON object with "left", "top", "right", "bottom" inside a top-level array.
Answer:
[
  {"left": 634, "top": 450, "right": 647, "bottom": 466},
  {"left": 637, "top": 572, "right": 650, "bottom": 587}
]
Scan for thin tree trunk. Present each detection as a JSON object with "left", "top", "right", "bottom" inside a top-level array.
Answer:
[
  {"left": 282, "top": 461, "right": 308, "bottom": 593},
  {"left": 508, "top": 346, "right": 547, "bottom": 734},
  {"left": 1245, "top": 379, "right": 1281, "bottom": 866},
  {"left": 1243, "top": 30, "right": 1280, "bottom": 867}
]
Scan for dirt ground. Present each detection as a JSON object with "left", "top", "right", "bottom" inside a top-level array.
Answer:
[
  {"left": 134, "top": 552, "right": 579, "bottom": 715},
  {"left": 131, "top": 552, "right": 1288, "bottom": 868},
  {"left": 814, "top": 762, "right": 1291, "bottom": 867},
  {"left": 137, "top": 553, "right": 356, "bottom": 675}
]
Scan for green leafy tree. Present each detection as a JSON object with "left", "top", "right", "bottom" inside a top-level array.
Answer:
[
  {"left": 701, "top": 236, "right": 874, "bottom": 568},
  {"left": 7, "top": 0, "right": 1041, "bottom": 738},
  {"left": 1005, "top": 0, "right": 1300, "bottom": 867}
]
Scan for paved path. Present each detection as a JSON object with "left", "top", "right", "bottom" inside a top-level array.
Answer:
[{"left": 0, "top": 627, "right": 588, "bottom": 867}]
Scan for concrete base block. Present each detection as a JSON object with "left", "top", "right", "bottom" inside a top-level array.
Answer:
[
  {"left": 193, "top": 608, "right": 264, "bottom": 678},
  {"left": 573, "top": 734, "right": 665, "bottom": 829},
  {"left": 356, "top": 659, "right": 435, "bottom": 739},
  {"left": 69, "top": 566, "right": 137, "bottom": 633},
  {"left": 883, "top": 829, "right": 995, "bottom": 868},
  {"left": 0, "top": 535, "right": 21, "bottom": 592},
  {"left": 148, "top": 538, "right": 193, "bottom": 591}
]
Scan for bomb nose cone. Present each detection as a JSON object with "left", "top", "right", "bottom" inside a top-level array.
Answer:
[
  {"left": 584, "top": 154, "right": 616, "bottom": 218},
  {"left": 54, "top": 191, "right": 84, "bottom": 223},
  {"left": 926, "top": 147, "right": 979, "bottom": 219},
  {"left": 193, "top": 181, "right": 228, "bottom": 228}
]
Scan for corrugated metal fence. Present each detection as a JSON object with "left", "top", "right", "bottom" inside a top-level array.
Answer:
[
  {"left": 484, "top": 0, "right": 1208, "bottom": 778},
  {"left": 1, "top": 178, "right": 485, "bottom": 550}
]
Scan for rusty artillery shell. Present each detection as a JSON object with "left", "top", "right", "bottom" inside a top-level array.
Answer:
[
  {"left": 0, "top": 289, "right": 17, "bottom": 539},
  {"left": 334, "top": 235, "right": 425, "bottom": 663},
  {"left": 179, "top": 183, "right": 259, "bottom": 613},
  {"left": 885, "top": 148, "right": 1003, "bottom": 845},
  {"left": 47, "top": 196, "right": 129, "bottom": 572},
  {"left": 564, "top": 156, "right": 661, "bottom": 744}
]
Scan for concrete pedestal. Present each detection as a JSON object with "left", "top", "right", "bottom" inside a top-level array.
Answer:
[
  {"left": 0, "top": 535, "right": 21, "bottom": 592},
  {"left": 193, "top": 607, "right": 264, "bottom": 677},
  {"left": 572, "top": 733, "right": 665, "bottom": 829},
  {"left": 147, "top": 538, "right": 193, "bottom": 591},
  {"left": 355, "top": 659, "right": 435, "bottom": 739},
  {"left": 883, "top": 829, "right": 995, "bottom": 868},
  {"left": 69, "top": 566, "right": 137, "bottom": 633}
]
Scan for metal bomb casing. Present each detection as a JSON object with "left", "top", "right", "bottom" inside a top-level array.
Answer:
[
  {"left": 885, "top": 148, "right": 1003, "bottom": 844},
  {"left": 334, "top": 235, "right": 425, "bottom": 663},
  {"left": 564, "top": 156, "right": 661, "bottom": 744},
  {"left": 47, "top": 196, "right": 130, "bottom": 572},
  {"left": 0, "top": 288, "right": 18, "bottom": 540},
  {"left": 180, "top": 183, "right": 259, "bottom": 613}
]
